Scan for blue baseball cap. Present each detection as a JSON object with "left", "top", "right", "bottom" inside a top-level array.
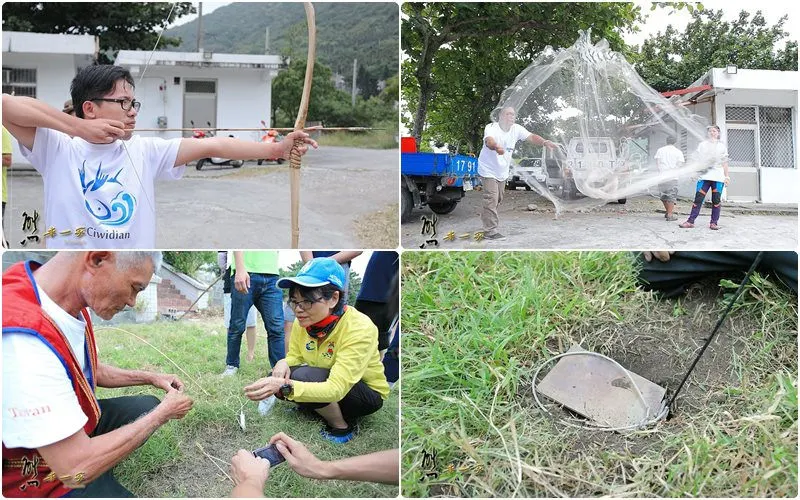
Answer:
[{"left": 277, "top": 257, "right": 346, "bottom": 290}]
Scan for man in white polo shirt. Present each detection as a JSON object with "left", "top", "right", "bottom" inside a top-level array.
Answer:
[{"left": 477, "top": 106, "right": 555, "bottom": 240}]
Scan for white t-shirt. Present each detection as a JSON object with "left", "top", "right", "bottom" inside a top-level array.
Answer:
[
  {"left": 654, "top": 144, "right": 685, "bottom": 171},
  {"left": 695, "top": 139, "right": 728, "bottom": 182},
  {"left": 2, "top": 285, "right": 92, "bottom": 449},
  {"left": 20, "top": 127, "right": 185, "bottom": 248},
  {"left": 477, "top": 122, "right": 532, "bottom": 180}
]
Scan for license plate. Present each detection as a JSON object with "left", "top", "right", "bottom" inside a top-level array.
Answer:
[{"left": 463, "top": 179, "right": 473, "bottom": 191}]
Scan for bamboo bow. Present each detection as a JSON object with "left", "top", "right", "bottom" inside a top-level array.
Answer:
[{"left": 290, "top": 2, "right": 317, "bottom": 248}]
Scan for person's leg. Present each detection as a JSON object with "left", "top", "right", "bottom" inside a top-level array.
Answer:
[
  {"left": 341, "top": 263, "right": 351, "bottom": 304},
  {"left": 68, "top": 396, "right": 160, "bottom": 498},
  {"left": 226, "top": 283, "right": 254, "bottom": 370},
  {"left": 282, "top": 300, "right": 295, "bottom": 354},
  {"left": 245, "top": 306, "right": 257, "bottom": 362},
  {"left": 288, "top": 366, "right": 346, "bottom": 427},
  {"left": 481, "top": 176, "right": 500, "bottom": 235},
  {"left": 354, "top": 299, "right": 392, "bottom": 352},
  {"left": 253, "top": 274, "right": 285, "bottom": 369},
  {"left": 638, "top": 251, "right": 761, "bottom": 297},
  {"left": 710, "top": 181, "right": 723, "bottom": 228},
  {"left": 683, "top": 180, "right": 710, "bottom": 226},
  {"left": 382, "top": 323, "right": 399, "bottom": 386}
]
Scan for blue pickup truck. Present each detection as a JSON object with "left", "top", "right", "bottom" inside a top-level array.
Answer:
[{"left": 401, "top": 152, "right": 479, "bottom": 222}]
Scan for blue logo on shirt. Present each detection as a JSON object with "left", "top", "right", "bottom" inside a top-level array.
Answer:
[{"left": 79, "top": 161, "right": 136, "bottom": 227}]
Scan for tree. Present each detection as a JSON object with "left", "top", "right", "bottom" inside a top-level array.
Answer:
[
  {"left": 401, "top": 2, "right": 642, "bottom": 150},
  {"left": 2, "top": 2, "right": 195, "bottom": 64},
  {"left": 163, "top": 251, "right": 217, "bottom": 277},
  {"left": 634, "top": 9, "right": 798, "bottom": 92}
]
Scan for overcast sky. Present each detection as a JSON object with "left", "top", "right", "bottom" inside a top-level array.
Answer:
[{"left": 626, "top": 0, "right": 798, "bottom": 46}]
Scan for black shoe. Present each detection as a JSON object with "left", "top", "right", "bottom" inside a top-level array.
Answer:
[{"left": 485, "top": 232, "right": 506, "bottom": 240}]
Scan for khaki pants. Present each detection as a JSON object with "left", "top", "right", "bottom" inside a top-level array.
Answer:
[{"left": 481, "top": 176, "right": 504, "bottom": 234}]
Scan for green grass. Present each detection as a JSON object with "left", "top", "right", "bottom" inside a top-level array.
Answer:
[
  {"left": 94, "top": 318, "right": 398, "bottom": 497},
  {"left": 401, "top": 251, "right": 797, "bottom": 497}
]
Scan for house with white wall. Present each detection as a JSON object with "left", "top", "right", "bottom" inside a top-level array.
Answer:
[
  {"left": 2, "top": 31, "right": 97, "bottom": 163},
  {"left": 114, "top": 50, "right": 284, "bottom": 143},
  {"left": 658, "top": 68, "right": 798, "bottom": 203}
]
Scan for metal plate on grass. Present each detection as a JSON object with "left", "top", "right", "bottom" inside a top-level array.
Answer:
[{"left": 536, "top": 344, "right": 666, "bottom": 428}]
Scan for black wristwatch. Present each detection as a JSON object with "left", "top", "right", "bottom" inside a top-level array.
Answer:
[{"left": 279, "top": 382, "right": 294, "bottom": 399}]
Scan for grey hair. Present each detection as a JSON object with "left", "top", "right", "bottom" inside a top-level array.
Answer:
[{"left": 115, "top": 251, "right": 163, "bottom": 273}]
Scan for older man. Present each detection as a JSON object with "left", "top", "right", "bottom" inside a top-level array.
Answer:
[
  {"left": 2, "top": 252, "right": 193, "bottom": 497},
  {"left": 478, "top": 106, "right": 555, "bottom": 240}
]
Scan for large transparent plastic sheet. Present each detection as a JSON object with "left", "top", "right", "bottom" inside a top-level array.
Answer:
[{"left": 492, "top": 31, "right": 726, "bottom": 214}]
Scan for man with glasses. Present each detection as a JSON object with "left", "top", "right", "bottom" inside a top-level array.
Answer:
[{"left": 1, "top": 65, "right": 318, "bottom": 248}]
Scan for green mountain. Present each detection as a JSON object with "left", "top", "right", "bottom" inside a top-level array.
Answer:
[{"left": 164, "top": 2, "right": 398, "bottom": 82}]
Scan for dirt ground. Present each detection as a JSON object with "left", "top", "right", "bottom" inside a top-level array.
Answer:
[
  {"left": 4, "top": 146, "right": 399, "bottom": 249},
  {"left": 402, "top": 189, "right": 798, "bottom": 250},
  {"left": 522, "top": 280, "right": 793, "bottom": 458}
]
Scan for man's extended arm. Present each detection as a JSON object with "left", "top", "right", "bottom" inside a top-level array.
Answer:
[
  {"left": 1, "top": 94, "right": 126, "bottom": 150},
  {"left": 95, "top": 362, "right": 183, "bottom": 392},
  {"left": 36, "top": 389, "right": 192, "bottom": 489},
  {"left": 174, "top": 131, "right": 318, "bottom": 168},
  {"left": 526, "top": 133, "right": 555, "bottom": 149}
]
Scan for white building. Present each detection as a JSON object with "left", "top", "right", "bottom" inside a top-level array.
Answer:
[
  {"left": 114, "top": 50, "right": 284, "bottom": 142},
  {"left": 2, "top": 31, "right": 97, "bottom": 163},
  {"left": 662, "top": 68, "right": 798, "bottom": 203}
]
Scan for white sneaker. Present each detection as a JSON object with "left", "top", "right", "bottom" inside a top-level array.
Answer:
[
  {"left": 258, "top": 395, "right": 278, "bottom": 415},
  {"left": 221, "top": 365, "right": 238, "bottom": 377}
]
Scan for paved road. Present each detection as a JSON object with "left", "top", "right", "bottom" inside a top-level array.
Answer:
[
  {"left": 402, "top": 190, "right": 798, "bottom": 250},
  {"left": 5, "top": 146, "right": 399, "bottom": 249}
]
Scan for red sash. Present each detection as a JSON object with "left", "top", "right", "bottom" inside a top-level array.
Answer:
[{"left": 2, "top": 261, "right": 101, "bottom": 497}]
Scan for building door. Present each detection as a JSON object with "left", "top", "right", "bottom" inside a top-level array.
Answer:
[
  {"left": 183, "top": 79, "right": 217, "bottom": 138},
  {"left": 724, "top": 106, "right": 760, "bottom": 201}
]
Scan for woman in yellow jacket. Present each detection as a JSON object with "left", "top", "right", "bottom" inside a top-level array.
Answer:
[{"left": 244, "top": 257, "right": 389, "bottom": 443}]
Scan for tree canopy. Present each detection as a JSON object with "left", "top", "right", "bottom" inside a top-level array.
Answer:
[
  {"left": 1, "top": 2, "right": 195, "bottom": 64},
  {"left": 633, "top": 8, "right": 798, "bottom": 92},
  {"left": 401, "top": 2, "right": 642, "bottom": 153}
]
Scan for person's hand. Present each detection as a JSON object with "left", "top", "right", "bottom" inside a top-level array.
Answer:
[
  {"left": 150, "top": 373, "right": 184, "bottom": 392},
  {"left": 271, "top": 360, "right": 291, "bottom": 381},
  {"left": 495, "top": 146, "right": 505, "bottom": 155},
  {"left": 231, "top": 449, "right": 270, "bottom": 490},
  {"left": 244, "top": 376, "right": 283, "bottom": 401},
  {"left": 158, "top": 388, "right": 193, "bottom": 421},
  {"left": 234, "top": 270, "right": 250, "bottom": 294},
  {"left": 79, "top": 118, "right": 126, "bottom": 144},
  {"left": 543, "top": 140, "right": 556, "bottom": 150},
  {"left": 281, "top": 130, "right": 319, "bottom": 159},
  {"left": 724, "top": 176, "right": 730, "bottom": 186},
  {"left": 643, "top": 251, "right": 675, "bottom": 263},
  {"left": 269, "top": 432, "right": 328, "bottom": 480}
]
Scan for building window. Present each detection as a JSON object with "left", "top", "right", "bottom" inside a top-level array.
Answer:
[
  {"left": 759, "top": 107, "right": 794, "bottom": 168},
  {"left": 725, "top": 105, "right": 795, "bottom": 169},
  {"left": 185, "top": 80, "right": 216, "bottom": 93},
  {"left": 2, "top": 67, "right": 37, "bottom": 97}
]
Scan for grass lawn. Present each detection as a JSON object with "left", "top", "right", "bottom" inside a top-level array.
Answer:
[
  {"left": 94, "top": 317, "right": 399, "bottom": 497},
  {"left": 315, "top": 128, "right": 398, "bottom": 149},
  {"left": 401, "top": 251, "right": 797, "bottom": 497}
]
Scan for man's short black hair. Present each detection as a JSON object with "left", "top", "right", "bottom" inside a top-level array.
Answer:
[
  {"left": 70, "top": 65, "right": 135, "bottom": 119},
  {"left": 666, "top": 135, "right": 677, "bottom": 145}
]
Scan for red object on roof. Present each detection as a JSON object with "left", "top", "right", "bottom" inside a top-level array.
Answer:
[
  {"left": 401, "top": 136, "right": 417, "bottom": 153},
  {"left": 661, "top": 84, "right": 713, "bottom": 98}
]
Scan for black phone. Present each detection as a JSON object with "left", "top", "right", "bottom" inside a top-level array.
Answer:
[{"left": 252, "top": 444, "right": 285, "bottom": 467}]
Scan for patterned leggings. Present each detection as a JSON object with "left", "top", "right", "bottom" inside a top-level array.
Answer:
[{"left": 687, "top": 180, "right": 724, "bottom": 224}]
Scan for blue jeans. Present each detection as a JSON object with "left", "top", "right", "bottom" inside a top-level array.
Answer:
[{"left": 227, "top": 273, "right": 285, "bottom": 368}]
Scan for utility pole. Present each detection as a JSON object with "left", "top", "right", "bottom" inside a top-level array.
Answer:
[
  {"left": 196, "top": 2, "right": 203, "bottom": 52},
  {"left": 351, "top": 58, "right": 358, "bottom": 107}
]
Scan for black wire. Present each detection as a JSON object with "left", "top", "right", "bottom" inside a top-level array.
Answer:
[{"left": 665, "top": 251, "right": 765, "bottom": 410}]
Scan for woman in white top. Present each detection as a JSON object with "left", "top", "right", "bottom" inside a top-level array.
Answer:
[{"left": 679, "top": 125, "right": 730, "bottom": 230}]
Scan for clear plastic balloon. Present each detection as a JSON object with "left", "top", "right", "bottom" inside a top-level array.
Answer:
[{"left": 491, "top": 30, "right": 725, "bottom": 213}]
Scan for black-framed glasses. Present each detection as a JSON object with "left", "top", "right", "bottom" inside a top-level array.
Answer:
[
  {"left": 288, "top": 297, "right": 323, "bottom": 311},
  {"left": 92, "top": 98, "right": 141, "bottom": 112}
]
